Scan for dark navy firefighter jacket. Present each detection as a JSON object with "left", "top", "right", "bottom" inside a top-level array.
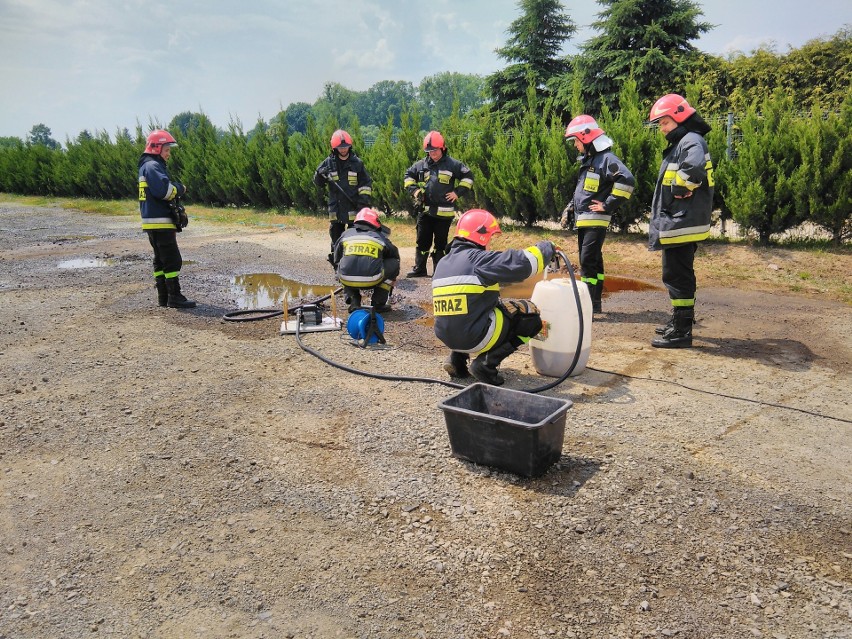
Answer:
[
  {"left": 431, "top": 239, "right": 554, "bottom": 354},
  {"left": 334, "top": 222, "right": 400, "bottom": 290},
  {"left": 138, "top": 154, "right": 185, "bottom": 231}
]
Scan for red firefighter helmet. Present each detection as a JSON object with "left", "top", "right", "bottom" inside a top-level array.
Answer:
[
  {"left": 330, "top": 129, "right": 353, "bottom": 151},
  {"left": 649, "top": 94, "right": 696, "bottom": 124},
  {"left": 564, "top": 115, "right": 605, "bottom": 145},
  {"left": 145, "top": 129, "right": 177, "bottom": 154},
  {"left": 455, "top": 209, "right": 501, "bottom": 247},
  {"left": 423, "top": 130, "right": 446, "bottom": 152},
  {"left": 354, "top": 207, "right": 381, "bottom": 229}
]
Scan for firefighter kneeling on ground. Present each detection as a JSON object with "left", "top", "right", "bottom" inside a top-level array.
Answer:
[
  {"left": 333, "top": 207, "right": 400, "bottom": 313},
  {"left": 432, "top": 209, "right": 556, "bottom": 386}
]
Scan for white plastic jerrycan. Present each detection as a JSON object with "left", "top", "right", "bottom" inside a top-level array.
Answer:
[{"left": 529, "top": 277, "right": 592, "bottom": 377}]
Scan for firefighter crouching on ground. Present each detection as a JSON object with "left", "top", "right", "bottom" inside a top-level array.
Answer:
[
  {"left": 333, "top": 208, "right": 400, "bottom": 313},
  {"left": 432, "top": 209, "right": 556, "bottom": 386},
  {"left": 562, "top": 115, "right": 635, "bottom": 314},
  {"left": 648, "top": 94, "right": 715, "bottom": 348},
  {"left": 138, "top": 129, "right": 195, "bottom": 309},
  {"left": 314, "top": 129, "right": 373, "bottom": 267},
  {"left": 403, "top": 131, "right": 474, "bottom": 278}
]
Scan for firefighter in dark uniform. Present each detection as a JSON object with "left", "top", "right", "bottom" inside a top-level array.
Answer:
[
  {"left": 432, "top": 209, "right": 556, "bottom": 386},
  {"left": 561, "top": 115, "right": 635, "bottom": 314},
  {"left": 648, "top": 94, "right": 715, "bottom": 348},
  {"left": 138, "top": 129, "right": 195, "bottom": 308},
  {"left": 333, "top": 208, "right": 400, "bottom": 313},
  {"left": 314, "top": 129, "right": 373, "bottom": 266},
  {"left": 403, "top": 130, "right": 474, "bottom": 278}
]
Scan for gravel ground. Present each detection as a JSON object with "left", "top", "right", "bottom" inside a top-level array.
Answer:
[{"left": 1, "top": 202, "right": 850, "bottom": 639}]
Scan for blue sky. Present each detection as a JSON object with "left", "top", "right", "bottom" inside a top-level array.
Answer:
[{"left": 0, "top": 0, "right": 849, "bottom": 143}]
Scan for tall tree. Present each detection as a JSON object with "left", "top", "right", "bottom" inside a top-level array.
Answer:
[
  {"left": 486, "top": 0, "right": 576, "bottom": 121},
  {"left": 280, "top": 102, "right": 312, "bottom": 135},
  {"left": 352, "top": 80, "right": 416, "bottom": 128},
  {"left": 577, "top": 0, "right": 711, "bottom": 112},
  {"left": 27, "top": 123, "right": 60, "bottom": 150},
  {"left": 418, "top": 72, "right": 487, "bottom": 130}
]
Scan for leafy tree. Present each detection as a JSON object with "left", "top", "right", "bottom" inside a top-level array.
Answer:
[
  {"left": 486, "top": 0, "right": 576, "bottom": 121},
  {"left": 311, "top": 82, "right": 358, "bottom": 129},
  {"left": 281, "top": 102, "right": 313, "bottom": 135},
  {"left": 255, "top": 117, "right": 292, "bottom": 209},
  {"left": 418, "top": 72, "right": 487, "bottom": 130},
  {"left": 168, "top": 111, "right": 219, "bottom": 138},
  {"left": 792, "top": 90, "right": 852, "bottom": 245},
  {"left": 482, "top": 86, "right": 571, "bottom": 225},
  {"left": 723, "top": 28, "right": 852, "bottom": 113},
  {"left": 0, "top": 136, "right": 22, "bottom": 151},
  {"left": 363, "top": 108, "right": 421, "bottom": 215},
  {"left": 725, "top": 91, "right": 802, "bottom": 244},
  {"left": 27, "top": 123, "right": 60, "bottom": 150},
  {"left": 352, "top": 80, "right": 416, "bottom": 128},
  {"left": 170, "top": 112, "right": 220, "bottom": 204},
  {"left": 597, "top": 78, "right": 663, "bottom": 233},
  {"left": 576, "top": 0, "right": 711, "bottom": 113}
]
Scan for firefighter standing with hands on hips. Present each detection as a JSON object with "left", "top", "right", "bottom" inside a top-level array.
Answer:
[
  {"left": 314, "top": 130, "right": 373, "bottom": 267},
  {"left": 647, "top": 94, "right": 715, "bottom": 348},
  {"left": 403, "top": 131, "right": 474, "bottom": 277},
  {"left": 333, "top": 208, "right": 400, "bottom": 313},
  {"left": 138, "top": 129, "right": 195, "bottom": 309},
  {"left": 432, "top": 209, "right": 556, "bottom": 386},
  {"left": 561, "top": 115, "right": 635, "bottom": 314}
]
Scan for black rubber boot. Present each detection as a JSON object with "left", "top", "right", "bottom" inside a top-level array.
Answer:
[
  {"left": 371, "top": 286, "right": 392, "bottom": 313},
  {"left": 470, "top": 342, "right": 517, "bottom": 386},
  {"left": 654, "top": 309, "right": 675, "bottom": 335},
  {"left": 652, "top": 307, "right": 694, "bottom": 348},
  {"left": 591, "top": 282, "right": 604, "bottom": 314},
  {"left": 166, "top": 277, "right": 196, "bottom": 309},
  {"left": 406, "top": 252, "right": 429, "bottom": 278},
  {"left": 155, "top": 276, "right": 168, "bottom": 307},
  {"left": 443, "top": 351, "right": 471, "bottom": 379},
  {"left": 345, "top": 289, "right": 362, "bottom": 313},
  {"left": 430, "top": 251, "right": 443, "bottom": 276}
]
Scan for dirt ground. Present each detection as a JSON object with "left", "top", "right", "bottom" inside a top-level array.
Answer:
[{"left": 1, "top": 202, "right": 850, "bottom": 639}]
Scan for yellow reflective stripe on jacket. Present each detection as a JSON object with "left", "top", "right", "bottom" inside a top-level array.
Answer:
[
  {"left": 576, "top": 218, "right": 610, "bottom": 228},
  {"left": 433, "top": 282, "right": 500, "bottom": 296},
  {"left": 612, "top": 182, "right": 634, "bottom": 198},
  {"left": 477, "top": 310, "right": 505, "bottom": 355},
  {"left": 524, "top": 245, "right": 545, "bottom": 274},
  {"left": 705, "top": 158, "right": 715, "bottom": 187},
  {"left": 659, "top": 224, "right": 711, "bottom": 244},
  {"left": 662, "top": 162, "right": 678, "bottom": 187}
]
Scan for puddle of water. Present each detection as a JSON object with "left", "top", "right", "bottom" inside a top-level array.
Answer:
[
  {"left": 57, "top": 257, "right": 116, "bottom": 269},
  {"left": 230, "top": 273, "right": 334, "bottom": 310}
]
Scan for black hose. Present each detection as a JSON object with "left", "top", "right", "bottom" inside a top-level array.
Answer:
[
  {"left": 294, "top": 308, "right": 465, "bottom": 390},
  {"left": 515, "top": 250, "right": 586, "bottom": 394},
  {"left": 289, "top": 252, "right": 585, "bottom": 396},
  {"left": 222, "top": 287, "right": 343, "bottom": 322}
]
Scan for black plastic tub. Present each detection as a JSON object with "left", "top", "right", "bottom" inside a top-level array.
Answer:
[{"left": 438, "top": 383, "right": 572, "bottom": 477}]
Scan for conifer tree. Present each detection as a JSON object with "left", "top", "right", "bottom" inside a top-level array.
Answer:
[
  {"left": 792, "top": 89, "right": 852, "bottom": 245},
  {"left": 578, "top": 0, "right": 711, "bottom": 112},
  {"left": 725, "top": 91, "right": 802, "bottom": 244},
  {"left": 486, "top": 0, "right": 576, "bottom": 122}
]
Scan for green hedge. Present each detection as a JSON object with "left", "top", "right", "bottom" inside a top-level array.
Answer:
[{"left": 1, "top": 86, "right": 849, "bottom": 245}]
